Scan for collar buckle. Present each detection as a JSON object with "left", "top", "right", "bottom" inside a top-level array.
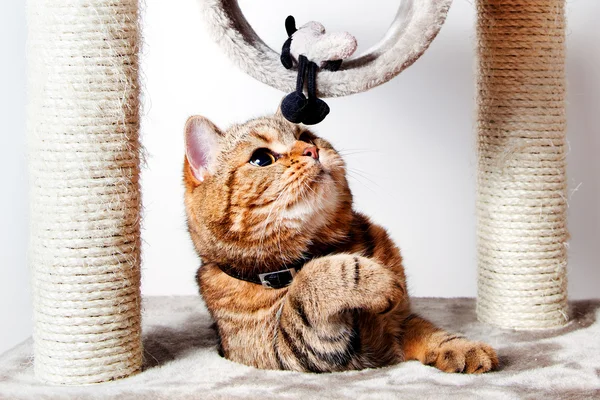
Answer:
[{"left": 258, "top": 268, "right": 297, "bottom": 289}]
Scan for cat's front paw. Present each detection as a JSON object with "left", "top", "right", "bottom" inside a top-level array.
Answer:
[
  {"left": 348, "top": 255, "right": 406, "bottom": 315},
  {"left": 425, "top": 336, "right": 498, "bottom": 374},
  {"left": 298, "top": 254, "right": 406, "bottom": 317}
]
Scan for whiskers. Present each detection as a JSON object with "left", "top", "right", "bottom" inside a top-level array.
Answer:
[
  {"left": 346, "top": 168, "right": 381, "bottom": 194},
  {"left": 337, "top": 148, "right": 383, "bottom": 158},
  {"left": 337, "top": 147, "right": 397, "bottom": 200}
]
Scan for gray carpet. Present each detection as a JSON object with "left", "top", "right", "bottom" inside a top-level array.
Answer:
[{"left": 1, "top": 297, "right": 599, "bottom": 400}]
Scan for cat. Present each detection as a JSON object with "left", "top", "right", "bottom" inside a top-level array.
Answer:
[{"left": 183, "top": 114, "right": 498, "bottom": 373}]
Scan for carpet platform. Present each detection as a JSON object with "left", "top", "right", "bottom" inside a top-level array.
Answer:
[{"left": 1, "top": 297, "right": 599, "bottom": 399}]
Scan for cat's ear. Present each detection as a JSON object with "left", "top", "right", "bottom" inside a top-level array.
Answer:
[{"left": 184, "top": 116, "right": 223, "bottom": 182}]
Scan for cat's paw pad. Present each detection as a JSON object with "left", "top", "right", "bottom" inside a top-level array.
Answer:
[{"left": 425, "top": 337, "right": 498, "bottom": 374}]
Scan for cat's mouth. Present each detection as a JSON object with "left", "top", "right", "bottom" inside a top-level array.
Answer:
[
  {"left": 290, "top": 150, "right": 343, "bottom": 200},
  {"left": 283, "top": 176, "right": 337, "bottom": 224},
  {"left": 266, "top": 149, "right": 344, "bottom": 224},
  {"left": 282, "top": 163, "right": 337, "bottom": 216}
]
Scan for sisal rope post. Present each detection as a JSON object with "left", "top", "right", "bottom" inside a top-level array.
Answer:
[
  {"left": 475, "top": 0, "right": 569, "bottom": 329},
  {"left": 27, "top": 0, "right": 143, "bottom": 383}
]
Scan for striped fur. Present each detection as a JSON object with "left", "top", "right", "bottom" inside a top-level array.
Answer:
[{"left": 183, "top": 115, "right": 498, "bottom": 373}]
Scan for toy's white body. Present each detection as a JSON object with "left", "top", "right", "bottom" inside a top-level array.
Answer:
[{"left": 289, "top": 22, "right": 357, "bottom": 67}]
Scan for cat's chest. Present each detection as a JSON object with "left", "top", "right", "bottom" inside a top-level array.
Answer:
[
  {"left": 199, "top": 264, "right": 286, "bottom": 326},
  {"left": 211, "top": 294, "right": 285, "bottom": 367}
]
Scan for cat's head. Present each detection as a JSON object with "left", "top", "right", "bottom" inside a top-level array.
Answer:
[{"left": 183, "top": 114, "right": 352, "bottom": 268}]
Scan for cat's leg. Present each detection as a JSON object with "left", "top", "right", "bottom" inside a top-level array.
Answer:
[
  {"left": 274, "top": 254, "right": 406, "bottom": 372},
  {"left": 401, "top": 314, "right": 499, "bottom": 373}
]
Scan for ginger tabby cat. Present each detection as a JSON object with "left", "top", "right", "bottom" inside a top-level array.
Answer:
[{"left": 183, "top": 114, "right": 498, "bottom": 373}]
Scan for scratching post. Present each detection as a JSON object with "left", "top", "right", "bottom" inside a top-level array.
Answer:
[
  {"left": 476, "top": 0, "right": 569, "bottom": 329},
  {"left": 27, "top": 0, "right": 142, "bottom": 384}
]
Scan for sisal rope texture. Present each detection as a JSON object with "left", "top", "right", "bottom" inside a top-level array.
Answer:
[
  {"left": 476, "top": 0, "right": 569, "bottom": 329},
  {"left": 27, "top": 0, "right": 143, "bottom": 384}
]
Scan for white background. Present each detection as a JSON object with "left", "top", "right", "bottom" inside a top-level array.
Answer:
[{"left": 1, "top": 0, "right": 598, "bottom": 355}]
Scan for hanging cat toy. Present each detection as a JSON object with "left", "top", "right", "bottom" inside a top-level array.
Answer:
[{"left": 279, "top": 16, "right": 357, "bottom": 125}]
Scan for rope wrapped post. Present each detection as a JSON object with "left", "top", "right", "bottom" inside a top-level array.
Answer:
[
  {"left": 27, "top": 0, "right": 143, "bottom": 384},
  {"left": 476, "top": 0, "right": 569, "bottom": 329}
]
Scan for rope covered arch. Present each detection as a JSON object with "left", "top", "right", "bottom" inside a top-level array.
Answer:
[{"left": 201, "top": 0, "right": 453, "bottom": 97}]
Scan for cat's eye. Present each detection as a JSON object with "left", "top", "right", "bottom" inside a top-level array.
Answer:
[
  {"left": 298, "top": 131, "right": 315, "bottom": 145},
  {"left": 249, "top": 148, "right": 276, "bottom": 167}
]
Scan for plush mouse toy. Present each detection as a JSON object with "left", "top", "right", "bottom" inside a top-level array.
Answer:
[{"left": 280, "top": 16, "right": 357, "bottom": 125}]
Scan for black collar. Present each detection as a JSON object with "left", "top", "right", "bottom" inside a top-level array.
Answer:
[{"left": 217, "top": 257, "right": 308, "bottom": 289}]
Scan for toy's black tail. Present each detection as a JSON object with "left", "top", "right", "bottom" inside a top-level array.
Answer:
[{"left": 285, "top": 15, "right": 297, "bottom": 36}]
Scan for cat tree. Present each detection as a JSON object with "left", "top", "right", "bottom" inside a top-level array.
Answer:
[{"left": 26, "top": 0, "right": 567, "bottom": 385}]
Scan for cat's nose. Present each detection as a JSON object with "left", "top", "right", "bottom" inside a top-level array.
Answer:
[{"left": 302, "top": 145, "right": 319, "bottom": 160}]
